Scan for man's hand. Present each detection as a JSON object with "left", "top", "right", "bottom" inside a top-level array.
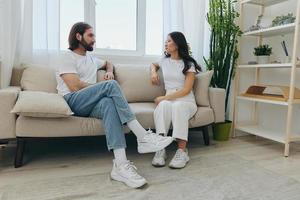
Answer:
[
  {"left": 104, "top": 72, "right": 114, "bottom": 80},
  {"left": 154, "top": 96, "right": 167, "bottom": 105}
]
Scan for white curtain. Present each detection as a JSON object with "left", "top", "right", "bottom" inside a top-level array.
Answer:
[
  {"left": 0, "top": 0, "right": 23, "bottom": 88},
  {"left": 163, "top": 0, "right": 209, "bottom": 68},
  {"left": 0, "top": 0, "right": 61, "bottom": 89}
]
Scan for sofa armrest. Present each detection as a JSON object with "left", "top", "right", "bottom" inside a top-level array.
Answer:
[
  {"left": 0, "top": 86, "right": 21, "bottom": 139},
  {"left": 209, "top": 87, "right": 225, "bottom": 123}
]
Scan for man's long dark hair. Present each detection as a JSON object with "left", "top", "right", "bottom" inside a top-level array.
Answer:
[
  {"left": 68, "top": 22, "right": 92, "bottom": 51},
  {"left": 165, "top": 32, "right": 201, "bottom": 74}
]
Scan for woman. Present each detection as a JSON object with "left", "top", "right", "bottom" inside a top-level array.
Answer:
[{"left": 150, "top": 31, "right": 201, "bottom": 169}]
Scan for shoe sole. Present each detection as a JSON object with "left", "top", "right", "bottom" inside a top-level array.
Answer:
[
  {"left": 110, "top": 172, "right": 147, "bottom": 189},
  {"left": 169, "top": 157, "right": 190, "bottom": 169},
  {"left": 152, "top": 162, "right": 166, "bottom": 167},
  {"left": 138, "top": 138, "right": 174, "bottom": 154}
]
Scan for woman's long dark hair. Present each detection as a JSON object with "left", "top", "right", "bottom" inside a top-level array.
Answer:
[{"left": 165, "top": 32, "right": 201, "bottom": 74}]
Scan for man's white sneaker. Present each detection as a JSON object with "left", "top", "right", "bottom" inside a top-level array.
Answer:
[
  {"left": 152, "top": 149, "right": 167, "bottom": 167},
  {"left": 137, "top": 130, "right": 174, "bottom": 154},
  {"left": 110, "top": 160, "right": 147, "bottom": 188},
  {"left": 169, "top": 149, "right": 189, "bottom": 169}
]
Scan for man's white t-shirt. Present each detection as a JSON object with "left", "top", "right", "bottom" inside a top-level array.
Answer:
[
  {"left": 158, "top": 57, "right": 197, "bottom": 103},
  {"left": 56, "top": 50, "right": 106, "bottom": 96}
]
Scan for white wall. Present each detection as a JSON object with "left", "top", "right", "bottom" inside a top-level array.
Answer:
[{"left": 235, "top": 0, "right": 300, "bottom": 135}]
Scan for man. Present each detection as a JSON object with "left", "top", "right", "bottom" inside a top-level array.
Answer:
[{"left": 55, "top": 22, "right": 173, "bottom": 188}]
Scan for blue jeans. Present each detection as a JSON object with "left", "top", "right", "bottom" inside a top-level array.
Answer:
[{"left": 64, "top": 80, "right": 136, "bottom": 150}]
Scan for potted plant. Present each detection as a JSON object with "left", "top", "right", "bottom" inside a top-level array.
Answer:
[
  {"left": 254, "top": 44, "right": 272, "bottom": 64},
  {"left": 204, "top": 0, "right": 242, "bottom": 141}
]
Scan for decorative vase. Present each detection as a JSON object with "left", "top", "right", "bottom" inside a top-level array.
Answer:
[
  {"left": 213, "top": 120, "right": 232, "bottom": 141},
  {"left": 257, "top": 55, "right": 270, "bottom": 64}
]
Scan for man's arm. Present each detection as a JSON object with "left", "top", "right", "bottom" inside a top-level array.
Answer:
[
  {"left": 99, "top": 61, "right": 115, "bottom": 80},
  {"left": 61, "top": 73, "right": 91, "bottom": 92}
]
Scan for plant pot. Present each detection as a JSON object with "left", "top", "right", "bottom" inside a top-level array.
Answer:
[
  {"left": 213, "top": 121, "right": 232, "bottom": 141},
  {"left": 256, "top": 55, "right": 270, "bottom": 64}
]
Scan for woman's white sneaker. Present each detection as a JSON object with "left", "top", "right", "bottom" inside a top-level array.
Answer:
[
  {"left": 152, "top": 149, "right": 167, "bottom": 167},
  {"left": 169, "top": 149, "right": 189, "bottom": 169},
  {"left": 137, "top": 130, "right": 174, "bottom": 154},
  {"left": 110, "top": 160, "right": 147, "bottom": 188}
]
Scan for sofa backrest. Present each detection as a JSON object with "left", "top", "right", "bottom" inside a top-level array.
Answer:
[{"left": 15, "top": 64, "right": 212, "bottom": 106}]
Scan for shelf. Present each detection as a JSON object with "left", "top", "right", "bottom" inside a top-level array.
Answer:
[
  {"left": 236, "top": 124, "right": 300, "bottom": 143},
  {"left": 237, "top": 95, "right": 300, "bottom": 105},
  {"left": 243, "top": 23, "right": 295, "bottom": 37},
  {"left": 238, "top": 61, "right": 300, "bottom": 68},
  {"left": 237, "top": 95, "right": 288, "bottom": 105},
  {"left": 241, "top": 0, "right": 289, "bottom": 7},
  {"left": 238, "top": 63, "right": 293, "bottom": 68},
  {"left": 236, "top": 124, "right": 286, "bottom": 143}
]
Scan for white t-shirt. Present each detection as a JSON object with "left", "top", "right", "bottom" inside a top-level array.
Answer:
[
  {"left": 158, "top": 57, "right": 197, "bottom": 103},
  {"left": 55, "top": 50, "right": 106, "bottom": 96},
  {"left": 158, "top": 57, "right": 196, "bottom": 90}
]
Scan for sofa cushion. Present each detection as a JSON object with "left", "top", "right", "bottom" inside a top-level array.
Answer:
[
  {"left": 11, "top": 91, "right": 73, "bottom": 118},
  {"left": 189, "top": 107, "right": 215, "bottom": 128},
  {"left": 20, "top": 64, "right": 57, "bottom": 93},
  {"left": 114, "top": 65, "right": 165, "bottom": 103},
  {"left": 16, "top": 115, "right": 106, "bottom": 137},
  {"left": 129, "top": 102, "right": 157, "bottom": 129},
  {"left": 194, "top": 70, "right": 213, "bottom": 107}
]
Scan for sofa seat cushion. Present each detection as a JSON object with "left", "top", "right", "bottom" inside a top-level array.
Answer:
[
  {"left": 16, "top": 103, "right": 214, "bottom": 137},
  {"left": 11, "top": 91, "right": 73, "bottom": 118},
  {"left": 129, "top": 102, "right": 157, "bottom": 129},
  {"left": 16, "top": 115, "right": 108, "bottom": 137},
  {"left": 189, "top": 107, "right": 215, "bottom": 128}
]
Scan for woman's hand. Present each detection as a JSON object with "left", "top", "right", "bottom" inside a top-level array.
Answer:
[
  {"left": 154, "top": 96, "right": 167, "bottom": 105},
  {"left": 104, "top": 72, "right": 114, "bottom": 80},
  {"left": 151, "top": 72, "right": 160, "bottom": 85}
]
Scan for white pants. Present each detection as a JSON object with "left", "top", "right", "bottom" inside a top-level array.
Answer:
[{"left": 154, "top": 100, "right": 197, "bottom": 141}]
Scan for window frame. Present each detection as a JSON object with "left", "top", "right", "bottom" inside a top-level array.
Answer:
[{"left": 84, "top": 0, "right": 161, "bottom": 57}]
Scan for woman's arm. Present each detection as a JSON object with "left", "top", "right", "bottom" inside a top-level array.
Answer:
[
  {"left": 154, "top": 72, "right": 195, "bottom": 104},
  {"left": 150, "top": 63, "right": 160, "bottom": 85}
]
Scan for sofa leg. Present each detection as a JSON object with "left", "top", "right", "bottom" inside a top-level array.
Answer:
[
  {"left": 14, "top": 138, "right": 26, "bottom": 168},
  {"left": 202, "top": 126, "right": 210, "bottom": 146},
  {"left": 0, "top": 140, "right": 8, "bottom": 145}
]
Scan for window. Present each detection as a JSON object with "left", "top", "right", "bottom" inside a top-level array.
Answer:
[
  {"left": 145, "top": 0, "right": 163, "bottom": 55},
  {"left": 62, "top": 0, "right": 162, "bottom": 55},
  {"left": 60, "top": 0, "right": 84, "bottom": 50},
  {"left": 95, "top": 0, "right": 137, "bottom": 51}
]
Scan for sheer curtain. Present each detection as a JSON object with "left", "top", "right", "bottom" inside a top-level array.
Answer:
[
  {"left": 0, "top": 0, "right": 23, "bottom": 88},
  {"left": 163, "top": 0, "right": 209, "bottom": 68},
  {"left": 0, "top": 0, "right": 61, "bottom": 88}
]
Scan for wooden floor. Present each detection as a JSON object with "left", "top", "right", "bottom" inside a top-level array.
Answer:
[{"left": 1, "top": 131, "right": 300, "bottom": 200}]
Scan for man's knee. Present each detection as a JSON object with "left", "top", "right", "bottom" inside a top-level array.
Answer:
[{"left": 100, "top": 97, "right": 114, "bottom": 104}]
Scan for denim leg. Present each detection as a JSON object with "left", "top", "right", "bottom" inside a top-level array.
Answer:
[
  {"left": 89, "top": 97, "right": 127, "bottom": 151},
  {"left": 64, "top": 80, "right": 135, "bottom": 124}
]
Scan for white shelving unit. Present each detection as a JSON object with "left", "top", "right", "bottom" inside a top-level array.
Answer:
[{"left": 233, "top": 0, "right": 300, "bottom": 156}]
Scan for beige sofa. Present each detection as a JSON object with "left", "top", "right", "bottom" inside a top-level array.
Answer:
[{"left": 0, "top": 64, "right": 225, "bottom": 168}]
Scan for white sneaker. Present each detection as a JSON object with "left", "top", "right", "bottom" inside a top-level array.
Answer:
[
  {"left": 137, "top": 130, "right": 174, "bottom": 154},
  {"left": 169, "top": 149, "right": 190, "bottom": 169},
  {"left": 152, "top": 149, "right": 167, "bottom": 167},
  {"left": 110, "top": 160, "right": 147, "bottom": 188}
]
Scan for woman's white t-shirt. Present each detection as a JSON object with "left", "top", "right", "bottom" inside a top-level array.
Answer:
[
  {"left": 56, "top": 50, "right": 106, "bottom": 96},
  {"left": 158, "top": 57, "right": 197, "bottom": 103}
]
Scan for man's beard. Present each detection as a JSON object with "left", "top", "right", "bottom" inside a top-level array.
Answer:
[{"left": 79, "top": 39, "right": 94, "bottom": 51}]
